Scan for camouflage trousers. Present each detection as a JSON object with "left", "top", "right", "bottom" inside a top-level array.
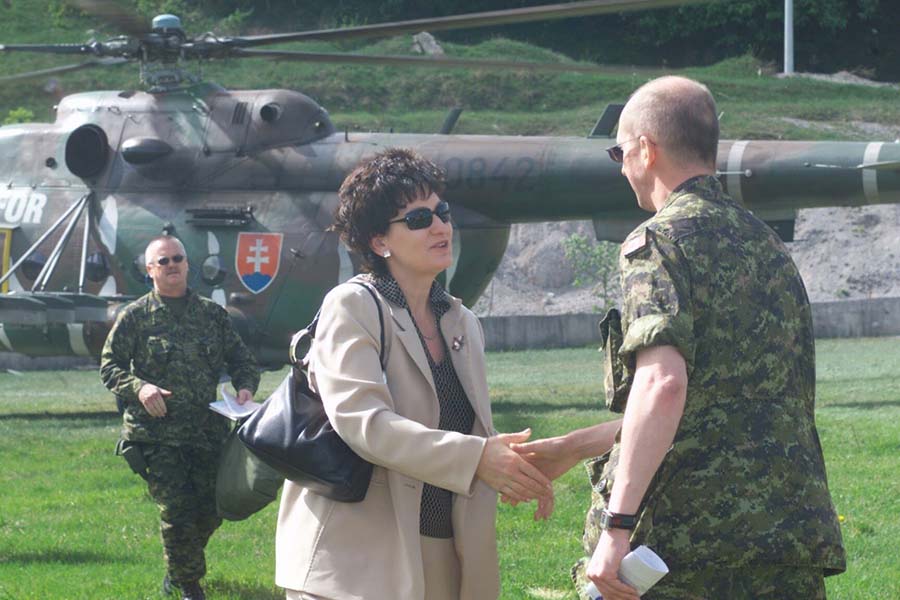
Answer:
[
  {"left": 572, "top": 456, "right": 828, "bottom": 599},
  {"left": 142, "top": 443, "right": 223, "bottom": 586},
  {"left": 572, "top": 557, "right": 826, "bottom": 599}
]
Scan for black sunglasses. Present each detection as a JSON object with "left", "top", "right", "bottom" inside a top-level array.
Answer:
[
  {"left": 606, "top": 136, "right": 647, "bottom": 163},
  {"left": 388, "top": 201, "right": 451, "bottom": 230},
  {"left": 155, "top": 254, "right": 185, "bottom": 266}
]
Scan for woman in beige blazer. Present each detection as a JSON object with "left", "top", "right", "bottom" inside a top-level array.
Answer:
[{"left": 275, "top": 149, "right": 553, "bottom": 600}]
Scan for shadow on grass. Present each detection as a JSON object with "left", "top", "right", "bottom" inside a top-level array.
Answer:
[
  {"left": 819, "top": 400, "right": 900, "bottom": 410},
  {"left": 1, "top": 549, "right": 127, "bottom": 565},
  {"left": 208, "top": 580, "right": 282, "bottom": 599},
  {"left": 0, "top": 411, "right": 118, "bottom": 421},
  {"left": 491, "top": 401, "right": 602, "bottom": 414}
]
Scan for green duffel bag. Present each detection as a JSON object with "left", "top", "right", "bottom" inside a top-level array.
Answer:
[{"left": 216, "top": 427, "right": 284, "bottom": 521}]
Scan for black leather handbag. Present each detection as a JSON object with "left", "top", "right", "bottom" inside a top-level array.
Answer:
[{"left": 237, "top": 281, "right": 385, "bottom": 502}]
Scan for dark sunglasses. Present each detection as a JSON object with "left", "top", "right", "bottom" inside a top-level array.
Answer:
[
  {"left": 606, "top": 136, "right": 645, "bottom": 163},
  {"left": 155, "top": 254, "right": 185, "bottom": 266},
  {"left": 388, "top": 201, "right": 451, "bottom": 230}
]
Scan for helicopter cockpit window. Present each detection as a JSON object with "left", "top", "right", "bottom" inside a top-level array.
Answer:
[
  {"left": 202, "top": 255, "right": 226, "bottom": 286},
  {"left": 85, "top": 252, "right": 111, "bottom": 283},
  {"left": 21, "top": 251, "right": 47, "bottom": 281},
  {"left": 132, "top": 254, "right": 150, "bottom": 285}
]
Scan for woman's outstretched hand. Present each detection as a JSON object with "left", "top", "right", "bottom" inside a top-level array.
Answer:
[
  {"left": 476, "top": 429, "right": 554, "bottom": 505},
  {"left": 504, "top": 420, "right": 624, "bottom": 519},
  {"left": 511, "top": 434, "right": 581, "bottom": 483},
  {"left": 501, "top": 433, "right": 579, "bottom": 520}
]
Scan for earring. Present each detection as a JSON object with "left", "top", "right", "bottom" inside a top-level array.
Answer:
[{"left": 383, "top": 250, "right": 391, "bottom": 258}]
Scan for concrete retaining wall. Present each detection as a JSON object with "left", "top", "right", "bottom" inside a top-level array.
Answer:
[
  {"left": 481, "top": 297, "right": 900, "bottom": 352},
  {"left": 1, "top": 298, "right": 898, "bottom": 368},
  {"left": 480, "top": 313, "right": 605, "bottom": 352},
  {"left": 811, "top": 297, "right": 900, "bottom": 339},
  {"left": 0, "top": 354, "right": 95, "bottom": 371}
]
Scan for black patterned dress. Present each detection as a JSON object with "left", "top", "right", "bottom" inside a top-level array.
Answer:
[{"left": 366, "top": 274, "right": 476, "bottom": 539}]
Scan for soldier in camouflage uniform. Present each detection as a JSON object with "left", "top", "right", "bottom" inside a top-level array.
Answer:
[
  {"left": 513, "top": 77, "right": 845, "bottom": 599},
  {"left": 100, "top": 235, "right": 260, "bottom": 600}
]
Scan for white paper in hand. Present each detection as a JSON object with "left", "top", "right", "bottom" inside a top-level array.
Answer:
[
  {"left": 208, "top": 384, "right": 260, "bottom": 420},
  {"left": 584, "top": 545, "right": 669, "bottom": 599}
]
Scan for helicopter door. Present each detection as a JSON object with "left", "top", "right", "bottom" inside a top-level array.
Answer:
[{"left": 203, "top": 96, "right": 252, "bottom": 155}]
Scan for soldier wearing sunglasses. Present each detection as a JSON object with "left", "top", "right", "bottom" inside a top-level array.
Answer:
[
  {"left": 513, "top": 77, "right": 845, "bottom": 600},
  {"left": 100, "top": 235, "right": 260, "bottom": 600}
]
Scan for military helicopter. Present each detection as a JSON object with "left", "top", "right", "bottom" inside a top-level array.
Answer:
[{"left": 0, "top": 0, "right": 898, "bottom": 367}]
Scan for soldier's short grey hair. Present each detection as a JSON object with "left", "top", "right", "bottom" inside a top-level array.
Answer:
[
  {"left": 145, "top": 235, "right": 186, "bottom": 265},
  {"left": 623, "top": 76, "right": 719, "bottom": 169}
]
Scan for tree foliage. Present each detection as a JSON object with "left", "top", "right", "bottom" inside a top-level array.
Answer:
[
  {"left": 121, "top": 1, "right": 898, "bottom": 79},
  {"left": 562, "top": 233, "right": 619, "bottom": 312},
  {"left": 3, "top": 108, "right": 35, "bottom": 125}
]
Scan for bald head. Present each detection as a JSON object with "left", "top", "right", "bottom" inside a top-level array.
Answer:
[
  {"left": 144, "top": 235, "right": 189, "bottom": 297},
  {"left": 145, "top": 235, "right": 186, "bottom": 265},
  {"left": 620, "top": 76, "right": 719, "bottom": 170}
]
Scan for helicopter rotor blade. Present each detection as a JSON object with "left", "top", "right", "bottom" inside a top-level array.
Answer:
[
  {"left": 229, "top": 0, "right": 721, "bottom": 47},
  {"left": 0, "top": 57, "right": 129, "bottom": 83},
  {"left": 0, "top": 37, "right": 140, "bottom": 58},
  {"left": 231, "top": 48, "right": 658, "bottom": 75},
  {"left": 68, "top": 0, "right": 150, "bottom": 38},
  {"left": 0, "top": 43, "right": 98, "bottom": 55}
]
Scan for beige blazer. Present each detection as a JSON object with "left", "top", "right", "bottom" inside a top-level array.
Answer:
[{"left": 275, "top": 281, "right": 500, "bottom": 600}]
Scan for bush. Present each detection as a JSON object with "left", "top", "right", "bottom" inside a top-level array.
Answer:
[
  {"left": 3, "top": 108, "right": 35, "bottom": 125},
  {"left": 562, "top": 233, "right": 619, "bottom": 312}
]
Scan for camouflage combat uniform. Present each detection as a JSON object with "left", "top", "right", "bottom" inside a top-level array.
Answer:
[
  {"left": 100, "top": 289, "right": 259, "bottom": 587},
  {"left": 574, "top": 176, "right": 846, "bottom": 598}
]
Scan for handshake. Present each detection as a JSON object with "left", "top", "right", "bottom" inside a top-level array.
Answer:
[
  {"left": 476, "top": 421, "right": 671, "bottom": 600},
  {"left": 475, "top": 419, "right": 622, "bottom": 520}
]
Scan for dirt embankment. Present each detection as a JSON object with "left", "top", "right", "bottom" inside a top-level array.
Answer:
[{"left": 473, "top": 204, "right": 900, "bottom": 317}]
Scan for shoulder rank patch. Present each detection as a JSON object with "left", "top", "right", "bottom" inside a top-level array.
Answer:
[{"left": 622, "top": 229, "right": 649, "bottom": 258}]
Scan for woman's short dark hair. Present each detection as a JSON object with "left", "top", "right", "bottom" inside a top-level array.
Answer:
[{"left": 332, "top": 148, "right": 446, "bottom": 275}]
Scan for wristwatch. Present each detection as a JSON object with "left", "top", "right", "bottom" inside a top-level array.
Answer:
[{"left": 599, "top": 509, "right": 638, "bottom": 531}]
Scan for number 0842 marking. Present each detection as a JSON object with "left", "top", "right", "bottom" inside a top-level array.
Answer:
[{"left": 443, "top": 156, "right": 536, "bottom": 192}]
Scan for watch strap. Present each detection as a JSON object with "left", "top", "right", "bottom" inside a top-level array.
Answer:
[{"left": 600, "top": 509, "right": 638, "bottom": 530}]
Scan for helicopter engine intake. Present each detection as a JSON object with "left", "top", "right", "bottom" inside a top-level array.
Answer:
[{"left": 65, "top": 124, "right": 109, "bottom": 179}]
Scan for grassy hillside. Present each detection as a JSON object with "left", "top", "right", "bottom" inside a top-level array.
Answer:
[{"left": 1, "top": 1, "right": 900, "bottom": 139}]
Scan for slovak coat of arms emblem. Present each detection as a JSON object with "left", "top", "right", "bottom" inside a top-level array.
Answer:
[{"left": 236, "top": 232, "right": 283, "bottom": 294}]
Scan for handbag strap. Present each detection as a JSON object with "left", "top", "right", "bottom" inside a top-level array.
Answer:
[
  {"left": 350, "top": 281, "right": 386, "bottom": 369},
  {"left": 290, "top": 280, "right": 386, "bottom": 369}
]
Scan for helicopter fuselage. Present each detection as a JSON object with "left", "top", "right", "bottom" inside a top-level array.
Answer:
[{"left": 0, "top": 84, "right": 898, "bottom": 364}]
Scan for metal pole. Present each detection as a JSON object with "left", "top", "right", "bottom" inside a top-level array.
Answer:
[
  {"left": 33, "top": 194, "right": 89, "bottom": 291},
  {"left": 784, "top": 0, "right": 794, "bottom": 74},
  {"left": 0, "top": 194, "right": 89, "bottom": 287},
  {"left": 78, "top": 196, "right": 93, "bottom": 293}
]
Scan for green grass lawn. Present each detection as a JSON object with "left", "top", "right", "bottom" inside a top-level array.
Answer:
[{"left": 0, "top": 337, "right": 897, "bottom": 599}]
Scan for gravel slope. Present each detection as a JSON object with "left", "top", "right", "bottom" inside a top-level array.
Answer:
[{"left": 472, "top": 204, "right": 900, "bottom": 316}]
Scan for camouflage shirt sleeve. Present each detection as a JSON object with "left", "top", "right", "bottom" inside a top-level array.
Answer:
[
  {"left": 99, "top": 308, "right": 146, "bottom": 400},
  {"left": 619, "top": 227, "right": 695, "bottom": 374},
  {"left": 218, "top": 307, "right": 260, "bottom": 394}
]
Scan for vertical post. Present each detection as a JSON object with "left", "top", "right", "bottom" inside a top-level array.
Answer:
[
  {"left": 784, "top": 0, "right": 795, "bottom": 74},
  {"left": 78, "top": 195, "right": 92, "bottom": 294}
]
